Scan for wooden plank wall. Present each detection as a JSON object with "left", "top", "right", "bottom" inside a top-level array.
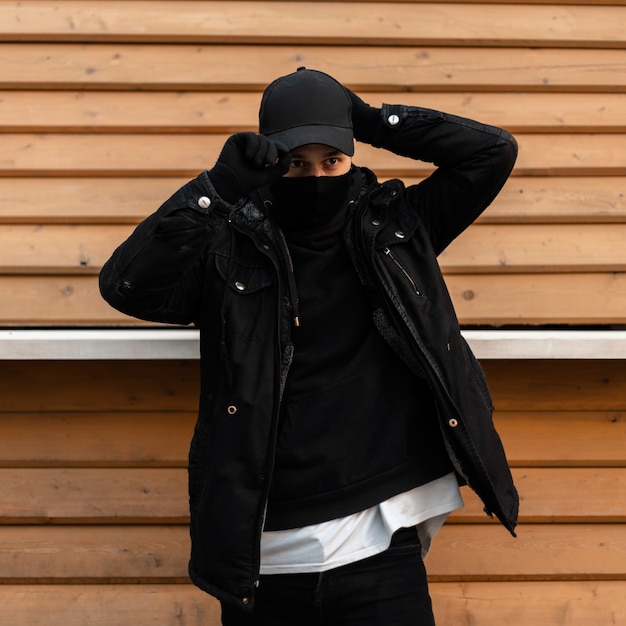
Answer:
[
  {"left": 0, "top": 2, "right": 625, "bottom": 625},
  {"left": 1, "top": 359, "right": 625, "bottom": 625},
  {"left": 0, "top": 0, "right": 626, "bottom": 325}
]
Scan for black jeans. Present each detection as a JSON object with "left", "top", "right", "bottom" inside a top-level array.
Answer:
[{"left": 220, "top": 527, "right": 436, "bottom": 626}]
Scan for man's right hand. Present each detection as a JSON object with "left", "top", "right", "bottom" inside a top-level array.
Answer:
[{"left": 209, "top": 132, "right": 291, "bottom": 204}]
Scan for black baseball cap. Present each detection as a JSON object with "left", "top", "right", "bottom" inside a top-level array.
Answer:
[{"left": 259, "top": 67, "right": 354, "bottom": 156}]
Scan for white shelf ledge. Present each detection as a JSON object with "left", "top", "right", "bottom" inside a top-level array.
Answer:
[
  {"left": 0, "top": 329, "right": 201, "bottom": 360},
  {"left": 0, "top": 329, "right": 625, "bottom": 360},
  {"left": 462, "top": 330, "right": 626, "bottom": 360}
]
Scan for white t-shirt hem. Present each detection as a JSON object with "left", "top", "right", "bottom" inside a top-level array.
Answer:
[{"left": 260, "top": 472, "right": 463, "bottom": 575}]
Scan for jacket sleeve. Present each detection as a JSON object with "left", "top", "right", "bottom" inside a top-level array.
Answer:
[
  {"left": 99, "top": 171, "right": 230, "bottom": 325},
  {"left": 369, "top": 104, "right": 518, "bottom": 255}
]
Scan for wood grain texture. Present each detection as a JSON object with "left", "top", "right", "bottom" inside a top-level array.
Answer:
[
  {"left": 3, "top": 222, "right": 625, "bottom": 274},
  {"left": 2, "top": 44, "right": 626, "bottom": 92},
  {"left": 0, "top": 582, "right": 624, "bottom": 626},
  {"left": 1, "top": 523, "right": 624, "bottom": 581},
  {"left": 1, "top": 272, "right": 626, "bottom": 324},
  {"left": 1, "top": 409, "right": 623, "bottom": 468},
  {"left": 2, "top": 133, "right": 626, "bottom": 177},
  {"left": 1, "top": 2, "right": 625, "bottom": 48},
  {"left": 2, "top": 467, "right": 624, "bottom": 524},
  {"left": 0, "top": 412, "right": 195, "bottom": 467},
  {"left": 0, "top": 1, "right": 624, "bottom": 622},
  {"left": 2, "top": 177, "right": 626, "bottom": 224},
  {"left": 4, "top": 91, "right": 626, "bottom": 133}
]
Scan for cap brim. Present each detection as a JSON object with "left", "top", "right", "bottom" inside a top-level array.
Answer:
[{"left": 268, "top": 124, "right": 354, "bottom": 156}]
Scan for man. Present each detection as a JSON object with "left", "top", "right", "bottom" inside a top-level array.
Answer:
[{"left": 100, "top": 67, "right": 519, "bottom": 625}]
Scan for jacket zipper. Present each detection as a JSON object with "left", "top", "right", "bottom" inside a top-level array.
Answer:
[{"left": 383, "top": 247, "right": 422, "bottom": 296}]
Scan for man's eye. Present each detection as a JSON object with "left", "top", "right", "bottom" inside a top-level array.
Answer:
[
  {"left": 327, "top": 158, "right": 338, "bottom": 165},
  {"left": 290, "top": 160, "right": 304, "bottom": 168}
]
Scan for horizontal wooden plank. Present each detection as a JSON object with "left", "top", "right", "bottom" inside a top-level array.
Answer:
[
  {"left": 0, "top": 412, "right": 194, "bottom": 467},
  {"left": 1, "top": 133, "right": 626, "bottom": 177},
  {"left": 2, "top": 44, "right": 626, "bottom": 92},
  {"left": 0, "top": 133, "right": 425, "bottom": 178},
  {"left": 0, "top": 409, "right": 157, "bottom": 464},
  {"left": 0, "top": 225, "right": 133, "bottom": 274},
  {"left": 0, "top": 177, "right": 189, "bottom": 224},
  {"left": 4, "top": 91, "right": 626, "bottom": 134},
  {"left": 483, "top": 360, "right": 626, "bottom": 412},
  {"left": 0, "top": 525, "right": 190, "bottom": 582},
  {"left": 430, "top": 523, "right": 626, "bottom": 580},
  {"left": 1, "top": 272, "right": 626, "bottom": 325},
  {"left": 1, "top": 410, "right": 623, "bottom": 468},
  {"left": 2, "top": 467, "right": 624, "bottom": 524},
  {"left": 1, "top": 523, "right": 624, "bottom": 581},
  {"left": 2, "top": 176, "right": 626, "bottom": 225},
  {"left": 445, "top": 272, "right": 626, "bottom": 325},
  {"left": 0, "top": 468, "right": 188, "bottom": 523},
  {"left": 496, "top": 411, "right": 626, "bottom": 467},
  {"left": 0, "top": 360, "right": 199, "bottom": 412},
  {"left": 0, "top": 361, "right": 624, "bottom": 416},
  {"left": 0, "top": 275, "right": 136, "bottom": 325},
  {"left": 1, "top": 582, "right": 624, "bottom": 626},
  {"left": 440, "top": 224, "right": 626, "bottom": 273},
  {"left": 2, "top": 2, "right": 625, "bottom": 48},
  {"left": 0, "top": 585, "right": 220, "bottom": 626},
  {"left": 454, "top": 468, "right": 626, "bottom": 524},
  {"left": 432, "top": 581, "right": 626, "bottom": 626},
  {"left": 4, "top": 223, "right": 624, "bottom": 274},
  {"left": 480, "top": 176, "right": 626, "bottom": 224}
]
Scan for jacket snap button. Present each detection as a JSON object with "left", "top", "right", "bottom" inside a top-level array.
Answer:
[
  {"left": 448, "top": 418, "right": 459, "bottom": 428},
  {"left": 198, "top": 196, "right": 211, "bottom": 209},
  {"left": 234, "top": 281, "right": 246, "bottom": 291},
  {"left": 227, "top": 405, "right": 238, "bottom": 415},
  {"left": 388, "top": 114, "right": 400, "bottom": 126},
  {"left": 394, "top": 231, "right": 405, "bottom": 239},
  {"left": 372, "top": 219, "right": 380, "bottom": 226},
  {"left": 242, "top": 597, "right": 250, "bottom": 605}
]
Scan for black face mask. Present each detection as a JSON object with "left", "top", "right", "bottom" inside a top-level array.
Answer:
[{"left": 269, "top": 171, "right": 352, "bottom": 232}]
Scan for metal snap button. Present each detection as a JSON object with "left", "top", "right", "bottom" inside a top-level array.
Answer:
[
  {"left": 198, "top": 196, "right": 211, "bottom": 209},
  {"left": 394, "top": 231, "right": 405, "bottom": 239},
  {"left": 388, "top": 114, "right": 400, "bottom": 126},
  {"left": 227, "top": 405, "right": 238, "bottom": 415},
  {"left": 372, "top": 219, "right": 381, "bottom": 226},
  {"left": 234, "top": 281, "right": 246, "bottom": 291},
  {"left": 448, "top": 418, "right": 459, "bottom": 428}
]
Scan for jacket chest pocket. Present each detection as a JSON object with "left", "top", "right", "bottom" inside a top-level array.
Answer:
[
  {"left": 382, "top": 245, "right": 423, "bottom": 297},
  {"left": 378, "top": 240, "right": 426, "bottom": 301},
  {"left": 214, "top": 252, "right": 275, "bottom": 344},
  {"left": 215, "top": 251, "right": 273, "bottom": 295}
]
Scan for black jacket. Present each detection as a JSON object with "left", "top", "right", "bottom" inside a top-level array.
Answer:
[{"left": 99, "top": 103, "right": 519, "bottom": 611}]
